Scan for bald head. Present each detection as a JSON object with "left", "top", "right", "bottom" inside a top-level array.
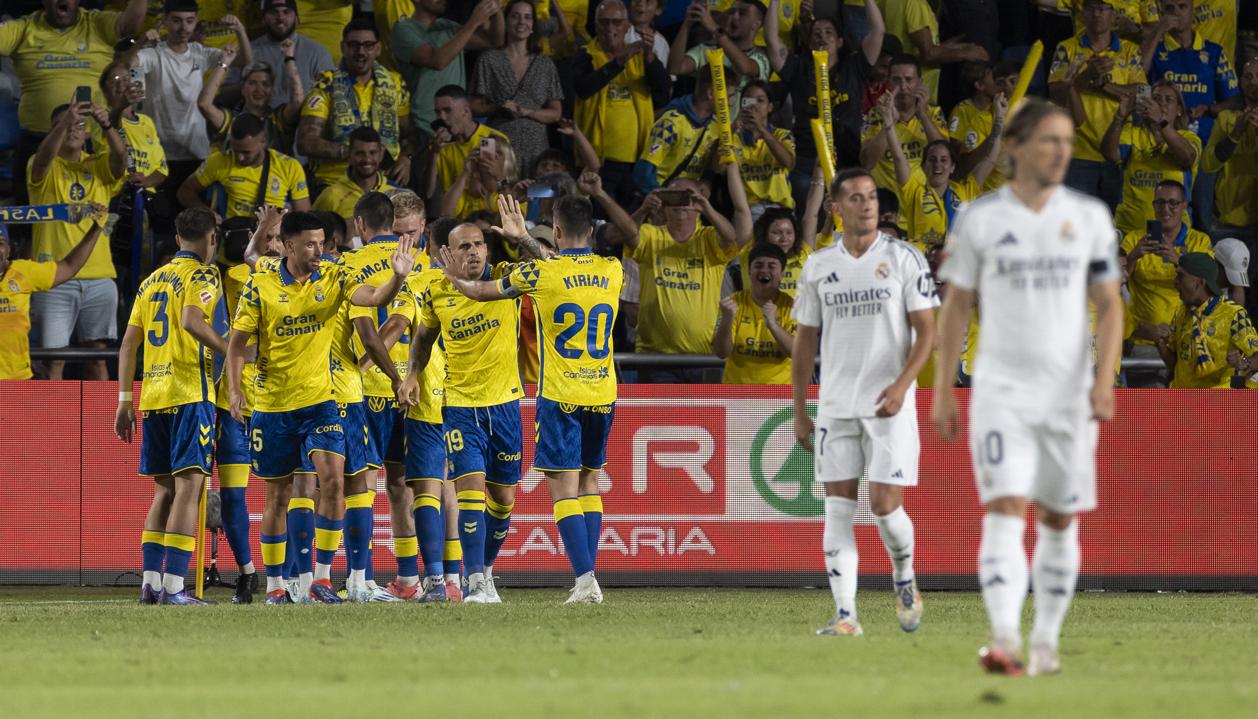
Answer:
[{"left": 447, "top": 223, "right": 488, "bottom": 280}]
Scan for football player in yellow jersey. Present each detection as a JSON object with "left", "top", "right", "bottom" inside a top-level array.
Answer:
[
  {"left": 428, "top": 193, "right": 624, "bottom": 605},
  {"left": 115, "top": 208, "right": 226, "bottom": 606},
  {"left": 860, "top": 56, "right": 949, "bottom": 193},
  {"left": 0, "top": 217, "right": 110, "bottom": 381},
  {"left": 399, "top": 219, "right": 529, "bottom": 604},
  {"left": 178, "top": 113, "right": 310, "bottom": 222},
  {"left": 335, "top": 193, "right": 426, "bottom": 601},
  {"left": 714, "top": 243, "right": 796, "bottom": 384},
  {"left": 227, "top": 210, "right": 415, "bottom": 604},
  {"left": 1157, "top": 253, "right": 1258, "bottom": 387}
]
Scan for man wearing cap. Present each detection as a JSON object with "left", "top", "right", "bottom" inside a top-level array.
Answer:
[
  {"left": 1214, "top": 237, "right": 1249, "bottom": 308},
  {"left": 1156, "top": 252, "right": 1258, "bottom": 387},
  {"left": 251, "top": 0, "right": 334, "bottom": 110},
  {"left": 133, "top": 0, "right": 252, "bottom": 222}
]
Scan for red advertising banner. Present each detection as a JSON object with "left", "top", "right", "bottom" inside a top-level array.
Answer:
[{"left": 0, "top": 382, "right": 1254, "bottom": 588}]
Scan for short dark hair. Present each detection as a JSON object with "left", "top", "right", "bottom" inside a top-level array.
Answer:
[
  {"left": 348, "top": 126, "right": 382, "bottom": 145},
  {"left": 924, "top": 139, "right": 955, "bottom": 165},
  {"left": 993, "top": 59, "right": 1022, "bottom": 81},
  {"left": 753, "top": 206, "right": 798, "bottom": 249},
  {"left": 341, "top": 17, "right": 378, "bottom": 40},
  {"left": 830, "top": 168, "right": 875, "bottom": 199},
  {"left": 552, "top": 195, "right": 594, "bottom": 241},
  {"left": 99, "top": 61, "right": 128, "bottom": 91},
  {"left": 165, "top": 0, "right": 199, "bottom": 14},
  {"left": 50, "top": 103, "right": 71, "bottom": 123},
  {"left": 229, "top": 112, "right": 266, "bottom": 140},
  {"left": 435, "top": 84, "right": 468, "bottom": 102},
  {"left": 280, "top": 211, "right": 325, "bottom": 241},
  {"left": 1155, "top": 179, "right": 1188, "bottom": 200},
  {"left": 741, "top": 79, "right": 773, "bottom": 104},
  {"left": 532, "top": 148, "right": 571, "bottom": 176},
  {"left": 175, "top": 207, "right": 216, "bottom": 242},
  {"left": 889, "top": 54, "right": 921, "bottom": 74},
  {"left": 427, "top": 217, "right": 458, "bottom": 249},
  {"left": 747, "top": 242, "right": 787, "bottom": 269},
  {"left": 959, "top": 61, "right": 991, "bottom": 96},
  {"left": 876, "top": 188, "right": 900, "bottom": 215},
  {"left": 353, "top": 192, "right": 395, "bottom": 234},
  {"left": 314, "top": 210, "right": 347, "bottom": 246}
]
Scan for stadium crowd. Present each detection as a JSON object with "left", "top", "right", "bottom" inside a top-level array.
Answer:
[{"left": 1, "top": 0, "right": 1256, "bottom": 389}]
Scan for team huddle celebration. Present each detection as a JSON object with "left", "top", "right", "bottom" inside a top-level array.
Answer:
[{"left": 0, "top": 0, "right": 1255, "bottom": 694}]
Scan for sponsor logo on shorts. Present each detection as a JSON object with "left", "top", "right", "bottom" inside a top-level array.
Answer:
[
  {"left": 314, "top": 424, "right": 343, "bottom": 434},
  {"left": 496, "top": 451, "right": 522, "bottom": 462}
]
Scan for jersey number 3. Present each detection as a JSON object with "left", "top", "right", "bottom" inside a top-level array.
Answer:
[
  {"left": 148, "top": 292, "right": 170, "bottom": 347},
  {"left": 553, "top": 302, "right": 613, "bottom": 359}
]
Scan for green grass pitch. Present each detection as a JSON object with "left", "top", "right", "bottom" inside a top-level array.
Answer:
[{"left": 0, "top": 587, "right": 1253, "bottom": 718}]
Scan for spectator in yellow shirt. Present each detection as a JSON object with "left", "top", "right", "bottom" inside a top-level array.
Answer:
[
  {"left": 0, "top": 0, "right": 146, "bottom": 210},
  {"left": 860, "top": 55, "right": 949, "bottom": 192},
  {"left": 883, "top": 0, "right": 988, "bottom": 103},
  {"left": 949, "top": 59, "right": 1019, "bottom": 189},
  {"left": 425, "top": 84, "right": 511, "bottom": 210},
  {"left": 1047, "top": 0, "right": 1160, "bottom": 40},
  {"left": 1156, "top": 252, "right": 1257, "bottom": 387},
  {"left": 572, "top": 0, "right": 671, "bottom": 208},
  {"left": 198, "top": 43, "right": 305, "bottom": 155},
  {"left": 1049, "top": 0, "right": 1147, "bottom": 210},
  {"left": 734, "top": 207, "right": 811, "bottom": 298},
  {"left": 1101, "top": 81, "right": 1200, "bottom": 235},
  {"left": 599, "top": 162, "right": 754, "bottom": 382},
  {"left": 313, "top": 127, "right": 401, "bottom": 224},
  {"left": 731, "top": 80, "right": 795, "bottom": 214},
  {"left": 439, "top": 136, "right": 520, "bottom": 221},
  {"left": 177, "top": 113, "right": 311, "bottom": 222},
  {"left": 28, "top": 100, "right": 129, "bottom": 382},
  {"left": 1120, "top": 179, "right": 1212, "bottom": 368},
  {"left": 714, "top": 242, "right": 796, "bottom": 384},
  {"left": 1203, "top": 57, "right": 1258, "bottom": 251},
  {"left": 890, "top": 91, "right": 1004, "bottom": 253},
  {"left": 0, "top": 218, "right": 111, "bottom": 380}
]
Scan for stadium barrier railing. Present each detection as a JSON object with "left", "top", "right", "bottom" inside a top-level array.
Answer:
[{"left": 1, "top": 382, "right": 1252, "bottom": 591}]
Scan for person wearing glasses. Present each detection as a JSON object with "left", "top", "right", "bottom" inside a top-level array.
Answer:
[
  {"left": 1120, "top": 179, "right": 1212, "bottom": 385},
  {"left": 298, "top": 18, "right": 419, "bottom": 195}
]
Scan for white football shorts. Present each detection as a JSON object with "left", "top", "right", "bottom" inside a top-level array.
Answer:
[
  {"left": 814, "top": 412, "right": 920, "bottom": 486},
  {"left": 968, "top": 397, "right": 1098, "bottom": 513}
]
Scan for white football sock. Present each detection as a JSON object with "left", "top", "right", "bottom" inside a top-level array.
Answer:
[
  {"left": 875, "top": 506, "right": 916, "bottom": 585},
  {"left": 266, "top": 576, "right": 285, "bottom": 593},
  {"left": 348, "top": 569, "right": 366, "bottom": 588},
  {"left": 979, "top": 512, "right": 1028, "bottom": 649},
  {"left": 161, "top": 572, "right": 185, "bottom": 594},
  {"left": 313, "top": 562, "right": 331, "bottom": 582},
  {"left": 299, "top": 572, "right": 313, "bottom": 594},
  {"left": 444, "top": 573, "right": 459, "bottom": 585},
  {"left": 823, "top": 496, "right": 859, "bottom": 619},
  {"left": 143, "top": 571, "right": 162, "bottom": 591},
  {"left": 239, "top": 561, "right": 255, "bottom": 575},
  {"left": 1030, "top": 521, "right": 1080, "bottom": 649}
]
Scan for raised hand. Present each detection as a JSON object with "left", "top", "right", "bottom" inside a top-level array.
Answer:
[
  {"left": 490, "top": 193, "right": 529, "bottom": 241},
  {"left": 720, "top": 295, "right": 737, "bottom": 318},
  {"left": 391, "top": 232, "right": 418, "bottom": 276},
  {"left": 219, "top": 43, "right": 238, "bottom": 67},
  {"left": 993, "top": 92, "right": 1009, "bottom": 123},
  {"left": 280, "top": 37, "right": 296, "bottom": 59},
  {"left": 576, "top": 169, "right": 603, "bottom": 197},
  {"left": 876, "top": 88, "right": 898, "bottom": 126}
]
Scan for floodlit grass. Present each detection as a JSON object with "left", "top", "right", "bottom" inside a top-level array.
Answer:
[{"left": 0, "top": 587, "right": 1253, "bottom": 718}]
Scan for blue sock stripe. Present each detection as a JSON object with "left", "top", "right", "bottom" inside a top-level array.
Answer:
[
  {"left": 344, "top": 507, "right": 372, "bottom": 571},
  {"left": 555, "top": 514, "right": 594, "bottom": 577},
  {"left": 415, "top": 505, "right": 445, "bottom": 578},
  {"left": 163, "top": 546, "right": 193, "bottom": 580},
  {"left": 484, "top": 512, "right": 512, "bottom": 568},
  {"left": 288, "top": 508, "right": 315, "bottom": 575},
  {"left": 141, "top": 540, "right": 165, "bottom": 574},
  {"left": 220, "top": 487, "right": 252, "bottom": 566},
  {"left": 458, "top": 508, "right": 487, "bottom": 575}
]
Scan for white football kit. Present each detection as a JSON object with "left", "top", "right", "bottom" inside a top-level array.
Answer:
[
  {"left": 793, "top": 233, "right": 939, "bottom": 485},
  {"left": 939, "top": 185, "right": 1120, "bottom": 512}
]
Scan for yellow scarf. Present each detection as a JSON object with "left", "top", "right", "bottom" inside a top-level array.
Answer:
[{"left": 575, "top": 42, "right": 654, "bottom": 166}]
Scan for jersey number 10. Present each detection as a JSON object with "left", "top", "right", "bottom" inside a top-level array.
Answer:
[{"left": 553, "top": 302, "right": 614, "bottom": 359}]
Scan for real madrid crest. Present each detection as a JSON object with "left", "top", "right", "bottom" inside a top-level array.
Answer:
[
  {"left": 1061, "top": 221, "right": 1075, "bottom": 242},
  {"left": 875, "top": 262, "right": 890, "bottom": 280}
]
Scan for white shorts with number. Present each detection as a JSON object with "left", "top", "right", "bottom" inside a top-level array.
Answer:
[
  {"left": 968, "top": 398, "right": 1098, "bottom": 513},
  {"left": 814, "top": 412, "right": 919, "bottom": 486}
]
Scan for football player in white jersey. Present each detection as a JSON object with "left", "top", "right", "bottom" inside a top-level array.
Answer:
[
  {"left": 792, "top": 168, "right": 939, "bottom": 637},
  {"left": 932, "top": 99, "right": 1124, "bottom": 677}
]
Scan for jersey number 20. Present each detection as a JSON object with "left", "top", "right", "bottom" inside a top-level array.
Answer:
[{"left": 553, "top": 302, "right": 613, "bottom": 359}]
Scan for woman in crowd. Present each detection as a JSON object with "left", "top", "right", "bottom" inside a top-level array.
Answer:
[{"left": 197, "top": 41, "right": 304, "bottom": 154}]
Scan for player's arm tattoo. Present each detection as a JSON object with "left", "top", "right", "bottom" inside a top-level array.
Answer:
[{"left": 514, "top": 233, "right": 552, "bottom": 261}]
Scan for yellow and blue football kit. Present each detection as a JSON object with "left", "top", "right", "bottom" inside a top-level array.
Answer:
[
  {"left": 732, "top": 127, "right": 795, "bottom": 208},
  {"left": 899, "top": 173, "right": 981, "bottom": 251},
  {"left": 129, "top": 251, "right": 221, "bottom": 477},
  {"left": 0, "top": 259, "right": 56, "bottom": 380},
  {"left": 232, "top": 259, "right": 363, "bottom": 478},
  {"left": 948, "top": 99, "right": 1005, "bottom": 190},
  {"left": 419, "top": 263, "right": 523, "bottom": 485},
  {"left": 1048, "top": 32, "right": 1147, "bottom": 162},
  {"left": 1121, "top": 226, "right": 1213, "bottom": 344},
  {"left": 312, "top": 171, "right": 399, "bottom": 222},
  {"left": 399, "top": 269, "right": 448, "bottom": 482},
  {"left": 721, "top": 290, "right": 796, "bottom": 385},
  {"left": 1168, "top": 297, "right": 1258, "bottom": 388},
  {"left": 1114, "top": 124, "right": 1201, "bottom": 234},
  {"left": 27, "top": 153, "right": 120, "bottom": 280},
  {"left": 434, "top": 124, "right": 510, "bottom": 200},
  {"left": 500, "top": 249, "right": 624, "bottom": 473},
  {"left": 302, "top": 68, "right": 413, "bottom": 185},
  {"left": 630, "top": 224, "right": 739, "bottom": 354},
  {"left": 860, "top": 105, "right": 949, "bottom": 194}
]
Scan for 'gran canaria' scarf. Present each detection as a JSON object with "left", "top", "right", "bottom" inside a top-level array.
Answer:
[
  {"left": 1189, "top": 294, "right": 1221, "bottom": 376},
  {"left": 328, "top": 63, "right": 400, "bottom": 159}
]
